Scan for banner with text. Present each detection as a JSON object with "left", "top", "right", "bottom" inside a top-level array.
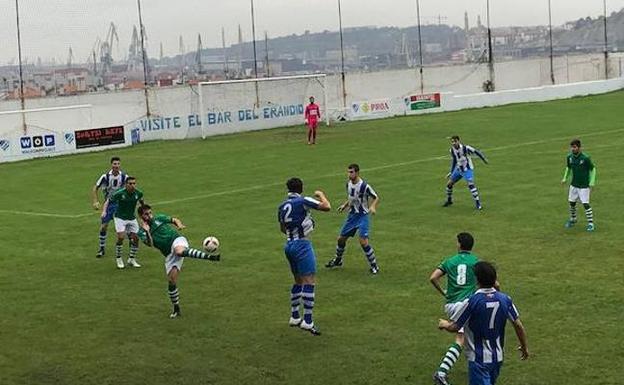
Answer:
[
  {"left": 350, "top": 99, "right": 393, "bottom": 119},
  {"left": 404, "top": 93, "right": 442, "bottom": 113}
]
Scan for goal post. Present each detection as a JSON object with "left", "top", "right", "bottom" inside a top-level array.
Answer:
[
  {"left": 0, "top": 104, "right": 93, "bottom": 136},
  {"left": 198, "top": 74, "right": 329, "bottom": 139}
]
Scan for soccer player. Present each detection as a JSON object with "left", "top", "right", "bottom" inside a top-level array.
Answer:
[
  {"left": 92, "top": 156, "right": 127, "bottom": 257},
  {"left": 438, "top": 261, "right": 529, "bottom": 385},
  {"left": 138, "top": 204, "right": 220, "bottom": 318},
  {"left": 443, "top": 136, "right": 488, "bottom": 210},
  {"left": 325, "top": 163, "right": 380, "bottom": 274},
  {"left": 304, "top": 96, "right": 321, "bottom": 145},
  {"left": 278, "top": 177, "right": 331, "bottom": 335},
  {"left": 104, "top": 176, "right": 145, "bottom": 269},
  {"left": 562, "top": 139, "right": 596, "bottom": 231},
  {"left": 429, "top": 232, "right": 480, "bottom": 385}
]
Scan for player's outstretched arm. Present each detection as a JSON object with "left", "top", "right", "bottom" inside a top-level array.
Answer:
[
  {"left": 91, "top": 186, "right": 101, "bottom": 210},
  {"left": 438, "top": 319, "right": 459, "bottom": 333},
  {"left": 429, "top": 269, "right": 447, "bottom": 297},
  {"left": 337, "top": 199, "right": 350, "bottom": 213},
  {"left": 172, "top": 217, "right": 186, "bottom": 230},
  {"left": 561, "top": 167, "right": 571, "bottom": 184},
  {"left": 314, "top": 190, "right": 331, "bottom": 211},
  {"left": 512, "top": 318, "right": 529, "bottom": 360},
  {"left": 475, "top": 149, "right": 488, "bottom": 164}
]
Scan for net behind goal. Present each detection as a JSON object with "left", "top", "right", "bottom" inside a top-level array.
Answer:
[{"left": 198, "top": 74, "right": 328, "bottom": 139}]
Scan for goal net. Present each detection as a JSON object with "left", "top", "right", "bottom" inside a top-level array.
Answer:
[{"left": 198, "top": 74, "right": 329, "bottom": 139}]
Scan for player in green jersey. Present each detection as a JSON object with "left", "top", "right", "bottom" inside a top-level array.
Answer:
[
  {"left": 429, "top": 233, "right": 480, "bottom": 385},
  {"left": 105, "top": 176, "right": 145, "bottom": 269},
  {"left": 562, "top": 139, "right": 596, "bottom": 231},
  {"left": 138, "top": 204, "right": 220, "bottom": 318}
]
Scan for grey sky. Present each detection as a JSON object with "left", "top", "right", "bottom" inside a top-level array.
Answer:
[{"left": 1, "top": 0, "right": 623, "bottom": 64}]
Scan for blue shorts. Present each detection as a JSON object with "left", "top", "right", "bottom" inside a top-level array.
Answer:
[
  {"left": 469, "top": 361, "right": 502, "bottom": 385},
  {"left": 284, "top": 239, "right": 316, "bottom": 276},
  {"left": 340, "top": 212, "right": 370, "bottom": 239},
  {"left": 101, "top": 202, "right": 118, "bottom": 224},
  {"left": 450, "top": 168, "right": 475, "bottom": 183}
]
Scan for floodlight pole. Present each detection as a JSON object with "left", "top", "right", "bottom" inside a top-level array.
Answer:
[
  {"left": 338, "top": 0, "right": 347, "bottom": 109},
  {"left": 486, "top": 0, "right": 495, "bottom": 91},
  {"left": 548, "top": 0, "right": 555, "bottom": 85},
  {"left": 14, "top": 0, "right": 26, "bottom": 134},
  {"left": 416, "top": 0, "right": 424, "bottom": 94},
  {"left": 137, "top": 0, "right": 151, "bottom": 118},
  {"left": 603, "top": 0, "right": 609, "bottom": 79},
  {"left": 250, "top": 0, "right": 260, "bottom": 106}
]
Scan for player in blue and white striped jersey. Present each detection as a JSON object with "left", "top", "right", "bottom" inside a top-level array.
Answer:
[
  {"left": 326, "top": 163, "right": 380, "bottom": 274},
  {"left": 444, "top": 136, "right": 488, "bottom": 210},
  {"left": 278, "top": 177, "right": 331, "bottom": 335},
  {"left": 438, "top": 262, "right": 529, "bottom": 385},
  {"left": 91, "top": 156, "right": 128, "bottom": 257}
]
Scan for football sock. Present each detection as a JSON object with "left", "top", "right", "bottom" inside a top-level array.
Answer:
[
  {"left": 335, "top": 244, "right": 345, "bottom": 260},
  {"left": 183, "top": 248, "right": 210, "bottom": 259},
  {"left": 361, "top": 244, "right": 377, "bottom": 267},
  {"left": 98, "top": 230, "right": 106, "bottom": 249},
  {"left": 468, "top": 183, "right": 480, "bottom": 203},
  {"left": 302, "top": 284, "right": 315, "bottom": 324},
  {"left": 129, "top": 242, "right": 138, "bottom": 259},
  {"left": 446, "top": 186, "right": 453, "bottom": 202},
  {"left": 115, "top": 243, "right": 123, "bottom": 259},
  {"left": 438, "top": 342, "right": 462, "bottom": 375},
  {"left": 168, "top": 283, "right": 180, "bottom": 307},
  {"left": 583, "top": 203, "right": 593, "bottom": 224},
  {"left": 290, "top": 284, "right": 303, "bottom": 319},
  {"left": 569, "top": 202, "right": 577, "bottom": 222}
]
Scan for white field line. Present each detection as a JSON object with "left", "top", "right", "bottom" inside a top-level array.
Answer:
[{"left": 2, "top": 127, "right": 622, "bottom": 218}]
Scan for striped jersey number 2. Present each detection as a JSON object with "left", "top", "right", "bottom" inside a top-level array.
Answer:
[
  {"left": 283, "top": 203, "right": 293, "bottom": 223},
  {"left": 456, "top": 264, "right": 467, "bottom": 285},
  {"left": 486, "top": 302, "right": 500, "bottom": 329}
]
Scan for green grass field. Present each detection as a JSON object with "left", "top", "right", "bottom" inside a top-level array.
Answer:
[{"left": 1, "top": 91, "right": 623, "bottom": 385}]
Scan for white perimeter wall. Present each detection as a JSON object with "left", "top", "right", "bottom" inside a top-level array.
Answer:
[{"left": 0, "top": 53, "right": 622, "bottom": 163}]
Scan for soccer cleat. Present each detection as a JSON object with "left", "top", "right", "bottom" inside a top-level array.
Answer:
[
  {"left": 169, "top": 310, "right": 181, "bottom": 319},
  {"left": 300, "top": 321, "right": 321, "bottom": 336},
  {"left": 127, "top": 258, "right": 141, "bottom": 268},
  {"left": 96, "top": 248, "right": 105, "bottom": 258},
  {"left": 433, "top": 371, "right": 451, "bottom": 385},
  {"left": 370, "top": 264, "right": 380, "bottom": 275},
  {"left": 325, "top": 257, "right": 343, "bottom": 268},
  {"left": 442, "top": 201, "right": 453, "bottom": 207},
  {"left": 475, "top": 202, "right": 483, "bottom": 210},
  {"left": 289, "top": 317, "right": 302, "bottom": 327},
  {"left": 586, "top": 223, "right": 595, "bottom": 232},
  {"left": 115, "top": 257, "right": 125, "bottom": 269},
  {"left": 564, "top": 219, "right": 577, "bottom": 228}
]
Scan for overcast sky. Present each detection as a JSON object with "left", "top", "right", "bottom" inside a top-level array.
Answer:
[{"left": 1, "top": 0, "right": 623, "bottom": 64}]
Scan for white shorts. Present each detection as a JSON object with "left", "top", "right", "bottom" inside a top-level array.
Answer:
[
  {"left": 164, "top": 236, "right": 189, "bottom": 275},
  {"left": 114, "top": 217, "right": 139, "bottom": 234},
  {"left": 568, "top": 186, "right": 590, "bottom": 204},
  {"left": 445, "top": 299, "right": 470, "bottom": 334}
]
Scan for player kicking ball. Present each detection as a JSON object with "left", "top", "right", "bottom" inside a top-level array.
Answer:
[{"left": 138, "top": 204, "right": 220, "bottom": 318}]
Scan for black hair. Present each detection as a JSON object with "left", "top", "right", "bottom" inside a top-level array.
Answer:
[
  {"left": 111, "top": 156, "right": 120, "bottom": 163},
  {"left": 457, "top": 232, "right": 474, "bottom": 251},
  {"left": 347, "top": 163, "right": 360, "bottom": 172},
  {"left": 126, "top": 176, "right": 136, "bottom": 183},
  {"left": 570, "top": 139, "right": 581, "bottom": 147},
  {"left": 474, "top": 261, "right": 497, "bottom": 288},
  {"left": 138, "top": 204, "right": 151, "bottom": 216},
  {"left": 451, "top": 135, "right": 460, "bottom": 141},
  {"left": 286, "top": 177, "right": 303, "bottom": 194}
]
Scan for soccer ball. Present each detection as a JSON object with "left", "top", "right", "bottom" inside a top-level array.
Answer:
[{"left": 202, "top": 236, "right": 220, "bottom": 253}]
